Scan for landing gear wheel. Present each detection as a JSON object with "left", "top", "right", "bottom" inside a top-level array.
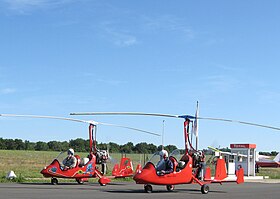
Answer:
[
  {"left": 144, "top": 184, "right": 153, "bottom": 193},
  {"left": 166, "top": 185, "right": 175, "bottom": 192},
  {"left": 51, "top": 178, "right": 58, "bottom": 185},
  {"left": 99, "top": 182, "right": 106, "bottom": 186},
  {"left": 76, "top": 179, "right": 84, "bottom": 184},
  {"left": 201, "top": 184, "right": 209, "bottom": 194}
]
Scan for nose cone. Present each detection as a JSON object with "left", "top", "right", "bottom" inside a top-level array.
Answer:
[
  {"left": 133, "top": 162, "right": 156, "bottom": 184},
  {"left": 40, "top": 165, "right": 55, "bottom": 177},
  {"left": 40, "top": 167, "right": 48, "bottom": 176}
]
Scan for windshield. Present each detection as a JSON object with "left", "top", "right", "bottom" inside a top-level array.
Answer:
[
  {"left": 147, "top": 151, "right": 162, "bottom": 166},
  {"left": 147, "top": 149, "right": 182, "bottom": 166},
  {"left": 169, "top": 149, "right": 181, "bottom": 161},
  {"left": 55, "top": 151, "right": 68, "bottom": 165}
]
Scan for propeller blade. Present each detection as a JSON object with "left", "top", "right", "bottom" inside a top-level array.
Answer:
[
  {"left": 70, "top": 112, "right": 280, "bottom": 131},
  {"left": 0, "top": 114, "right": 160, "bottom": 136}
]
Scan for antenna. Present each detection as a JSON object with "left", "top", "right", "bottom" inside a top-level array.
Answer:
[
  {"left": 195, "top": 101, "right": 199, "bottom": 150},
  {"left": 162, "top": 120, "right": 165, "bottom": 150}
]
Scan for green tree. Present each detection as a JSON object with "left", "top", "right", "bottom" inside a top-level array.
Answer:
[
  {"left": 165, "top": 145, "right": 177, "bottom": 153},
  {"left": 5, "top": 139, "right": 17, "bottom": 150},
  {"left": 14, "top": 139, "right": 25, "bottom": 150},
  {"left": 34, "top": 141, "right": 49, "bottom": 151},
  {"left": 134, "top": 142, "right": 149, "bottom": 154},
  {"left": 0, "top": 138, "right": 6, "bottom": 149},
  {"left": 108, "top": 142, "right": 120, "bottom": 153},
  {"left": 60, "top": 141, "right": 69, "bottom": 151},
  {"left": 48, "top": 141, "right": 62, "bottom": 151},
  {"left": 69, "top": 138, "right": 87, "bottom": 152},
  {"left": 120, "top": 142, "right": 134, "bottom": 153},
  {"left": 24, "top": 140, "right": 35, "bottom": 150}
]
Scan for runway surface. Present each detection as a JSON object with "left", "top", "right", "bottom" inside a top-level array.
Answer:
[{"left": 0, "top": 181, "right": 280, "bottom": 199}]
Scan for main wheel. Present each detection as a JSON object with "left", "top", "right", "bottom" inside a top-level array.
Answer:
[
  {"left": 144, "top": 184, "right": 153, "bottom": 193},
  {"left": 99, "top": 182, "right": 106, "bottom": 186},
  {"left": 201, "top": 184, "right": 209, "bottom": 194},
  {"left": 51, "top": 178, "right": 58, "bottom": 185},
  {"left": 76, "top": 178, "right": 84, "bottom": 184},
  {"left": 166, "top": 185, "right": 175, "bottom": 192}
]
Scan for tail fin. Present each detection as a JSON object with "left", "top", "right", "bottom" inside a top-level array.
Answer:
[
  {"left": 214, "top": 158, "right": 227, "bottom": 180},
  {"left": 273, "top": 152, "right": 280, "bottom": 162},
  {"left": 204, "top": 167, "right": 211, "bottom": 181},
  {"left": 112, "top": 164, "right": 119, "bottom": 176},
  {"left": 112, "top": 157, "right": 134, "bottom": 177},
  {"left": 135, "top": 164, "right": 142, "bottom": 174},
  {"left": 236, "top": 166, "right": 244, "bottom": 184}
]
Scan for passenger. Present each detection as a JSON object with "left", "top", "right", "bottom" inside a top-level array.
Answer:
[
  {"left": 62, "top": 148, "right": 77, "bottom": 170},
  {"left": 196, "top": 151, "right": 206, "bottom": 180},
  {"left": 156, "top": 149, "right": 174, "bottom": 175}
]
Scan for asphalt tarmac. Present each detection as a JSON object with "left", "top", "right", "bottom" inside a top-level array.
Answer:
[{"left": 0, "top": 181, "right": 279, "bottom": 199}]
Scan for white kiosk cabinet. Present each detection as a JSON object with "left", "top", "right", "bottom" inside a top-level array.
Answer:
[{"left": 230, "top": 144, "right": 256, "bottom": 176}]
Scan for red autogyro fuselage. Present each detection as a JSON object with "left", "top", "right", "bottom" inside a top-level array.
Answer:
[{"left": 134, "top": 153, "right": 193, "bottom": 185}]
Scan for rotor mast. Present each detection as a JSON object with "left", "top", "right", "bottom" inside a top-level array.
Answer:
[{"left": 184, "top": 119, "right": 191, "bottom": 154}]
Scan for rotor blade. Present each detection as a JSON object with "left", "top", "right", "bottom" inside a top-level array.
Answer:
[
  {"left": 0, "top": 114, "right": 96, "bottom": 124},
  {"left": 70, "top": 112, "right": 280, "bottom": 131},
  {"left": 198, "top": 117, "right": 280, "bottom": 131},
  {"left": 0, "top": 114, "right": 160, "bottom": 136},
  {"left": 70, "top": 112, "right": 185, "bottom": 118},
  {"left": 98, "top": 122, "right": 160, "bottom": 136}
]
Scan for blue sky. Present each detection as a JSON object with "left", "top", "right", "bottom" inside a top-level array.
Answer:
[{"left": 0, "top": 0, "right": 280, "bottom": 152}]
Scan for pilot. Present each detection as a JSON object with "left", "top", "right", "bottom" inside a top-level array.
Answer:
[
  {"left": 62, "top": 148, "right": 77, "bottom": 170},
  {"left": 156, "top": 149, "right": 173, "bottom": 175}
]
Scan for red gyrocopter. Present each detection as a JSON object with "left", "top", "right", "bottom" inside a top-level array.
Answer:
[
  {"left": 70, "top": 111, "right": 280, "bottom": 193},
  {"left": 0, "top": 114, "right": 159, "bottom": 185}
]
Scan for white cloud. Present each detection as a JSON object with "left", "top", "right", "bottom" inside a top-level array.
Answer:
[
  {"left": 2, "top": 0, "right": 74, "bottom": 14},
  {"left": 99, "top": 21, "right": 138, "bottom": 47},
  {"left": 96, "top": 78, "right": 126, "bottom": 86},
  {"left": 1, "top": 88, "right": 16, "bottom": 94},
  {"left": 203, "top": 75, "right": 241, "bottom": 92},
  {"left": 142, "top": 14, "right": 195, "bottom": 41},
  {"left": 113, "top": 34, "right": 137, "bottom": 47}
]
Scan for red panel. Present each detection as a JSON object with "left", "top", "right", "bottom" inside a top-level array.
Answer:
[{"left": 230, "top": 144, "right": 256, "bottom": 149}]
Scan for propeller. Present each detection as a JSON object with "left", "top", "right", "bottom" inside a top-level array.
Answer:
[
  {"left": 0, "top": 114, "right": 160, "bottom": 136},
  {"left": 70, "top": 112, "right": 280, "bottom": 131}
]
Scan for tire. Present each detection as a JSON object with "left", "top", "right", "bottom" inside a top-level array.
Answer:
[
  {"left": 201, "top": 184, "right": 209, "bottom": 194},
  {"left": 144, "top": 184, "right": 153, "bottom": 193},
  {"left": 99, "top": 182, "right": 106, "bottom": 186},
  {"left": 51, "top": 178, "right": 58, "bottom": 185},
  {"left": 166, "top": 185, "right": 175, "bottom": 192},
  {"left": 76, "top": 179, "right": 84, "bottom": 184}
]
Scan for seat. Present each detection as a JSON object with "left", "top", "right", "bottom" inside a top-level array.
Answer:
[
  {"left": 74, "top": 155, "right": 81, "bottom": 168},
  {"left": 79, "top": 157, "right": 90, "bottom": 167},
  {"left": 169, "top": 156, "right": 178, "bottom": 172}
]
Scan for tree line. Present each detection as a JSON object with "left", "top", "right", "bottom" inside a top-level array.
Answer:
[
  {"left": 0, "top": 137, "right": 178, "bottom": 154},
  {"left": 0, "top": 138, "right": 277, "bottom": 155}
]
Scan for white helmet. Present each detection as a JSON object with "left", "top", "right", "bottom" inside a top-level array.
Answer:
[
  {"left": 68, "top": 148, "right": 74, "bottom": 156},
  {"left": 159, "top": 149, "right": 168, "bottom": 158}
]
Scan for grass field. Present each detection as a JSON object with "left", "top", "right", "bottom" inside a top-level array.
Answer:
[
  {"left": 0, "top": 150, "right": 149, "bottom": 183},
  {"left": 0, "top": 150, "right": 279, "bottom": 183}
]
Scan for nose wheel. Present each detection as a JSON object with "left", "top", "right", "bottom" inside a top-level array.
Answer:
[
  {"left": 76, "top": 178, "right": 84, "bottom": 184},
  {"left": 201, "top": 184, "right": 209, "bottom": 194},
  {"left": 144, "top": 184, "right": 153, "bottom": 193},
  {"left": 166, "top": 185, "right": 175, "bottom": 191},
  {"left": 51, "top": 178, "right": 58, "bottom": 185}
]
